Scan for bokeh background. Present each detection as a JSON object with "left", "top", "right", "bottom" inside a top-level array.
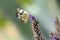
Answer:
[{"left": 0, "top": 0, "right": 60, "bottom": 40}]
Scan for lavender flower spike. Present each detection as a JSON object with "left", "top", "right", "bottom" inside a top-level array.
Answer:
[{"left": 29, "top": 15, "right": 45, "bottom": 40}]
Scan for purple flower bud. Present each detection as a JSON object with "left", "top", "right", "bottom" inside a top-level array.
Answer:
[{"left": 29, "top": 15, "right": 35, "bottom": 22}]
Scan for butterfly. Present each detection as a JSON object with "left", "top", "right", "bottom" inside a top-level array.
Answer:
[{"left": 16, "top": 8, "right": 29, "bottom": 23}]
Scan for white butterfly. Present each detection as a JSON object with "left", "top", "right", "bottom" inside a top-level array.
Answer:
[{"left": 16, "top": 8, "right": 29, "bottom": 23}]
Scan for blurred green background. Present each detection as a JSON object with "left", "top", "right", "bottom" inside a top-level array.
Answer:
[{"left": 0, "top": 0, "right": 60, "bottom": 40}]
